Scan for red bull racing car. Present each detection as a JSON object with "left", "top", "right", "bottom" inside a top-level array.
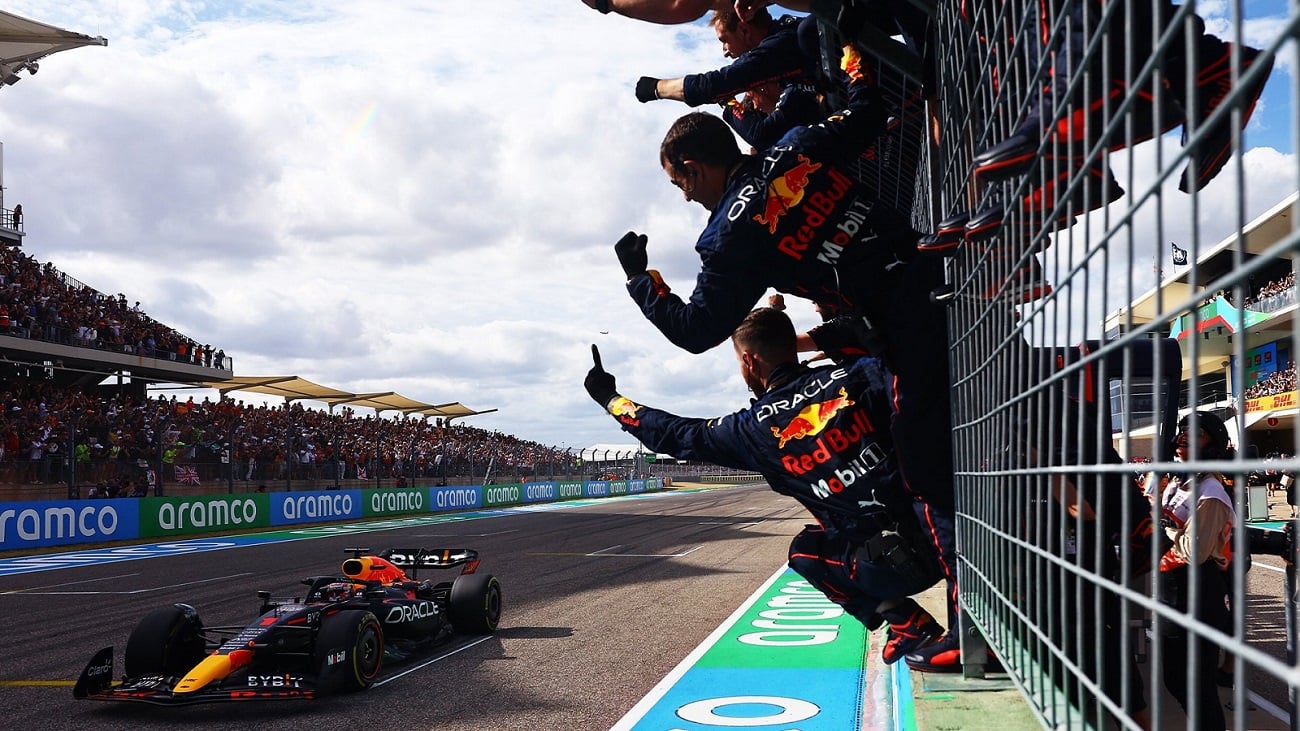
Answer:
[{"left": 73, "top": 547, "right": 502, "bottom": 705}]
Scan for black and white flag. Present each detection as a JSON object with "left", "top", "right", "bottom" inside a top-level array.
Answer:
[{"left": 1171, "top": 242, "right": 1188, "bottom": 266}]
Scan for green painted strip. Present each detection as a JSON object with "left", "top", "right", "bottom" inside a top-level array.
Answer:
[{"left": 696, "top": 573, "right": 867, "bottom": 670}]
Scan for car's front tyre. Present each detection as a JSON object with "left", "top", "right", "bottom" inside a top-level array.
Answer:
[
  {"left": 314, "top": 610, "right": 383, "bottom": 693},
  {"left": 124, "top": 603, "right": 207, "bottom": 678}
]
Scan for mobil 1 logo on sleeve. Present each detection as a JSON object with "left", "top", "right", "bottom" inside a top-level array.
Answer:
[{"left": 612, "top": 568, "right": 868, "bottom": 731}]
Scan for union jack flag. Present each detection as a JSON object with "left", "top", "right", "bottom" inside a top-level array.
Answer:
[{"left": 174, "top": 465, "right": 200, "bottom": 485}]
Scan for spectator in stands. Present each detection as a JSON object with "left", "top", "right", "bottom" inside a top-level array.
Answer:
[
  {"left": 0, "top": 381, "right": 579, "bottom": 490},
  {"left": 0, "top": 246, "right": 228, "bottom": 362},
  {"left": 1243, "top": 272, "right": 1296, "bottom": 309},
  {"left": 11, "top": 204, "right": 21, "bottom": 227},
  {"left": 1244, "top": 367, "right": 1297, "bottom": 400}
]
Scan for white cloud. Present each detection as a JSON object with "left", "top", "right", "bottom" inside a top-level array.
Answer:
[
  {"left": 0, "top": 2, "right": 770, "bottom": 448},
  {"left": 0, "top": 2, "right": 1291, "bottom": 451}
]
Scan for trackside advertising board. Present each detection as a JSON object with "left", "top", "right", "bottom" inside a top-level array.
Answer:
[
  {"left": 0, "top": 499, "right": 141, "bottom": 549},
  {"left": 0, "top": 478, "right": 666, "bottom": 550},
  {"left": 270, "top": 490, "right": 364, "bottom": 525},
  {"left": 613, "top": 569, "right": 868, "bottom": 730},
  {"left": 429, "top": 485, "right": 482, "bottom": 511},
  {"left": 139, "top": 494, "right": 271, "bottom": 538},
  {"left": 363, "top": 487, "right": 427, "bottom": 518},
  {"left": 483, "top": 484, "right": 523, "bottom": 507}
]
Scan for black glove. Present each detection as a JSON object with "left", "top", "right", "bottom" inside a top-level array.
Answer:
[
  {"left": 808, "top": 315, "right": 880, "bottom": 361},
  {"left": 614, "top": 231, "right": 648, "bottom": 279},
  {"left": 836, "top": 0, "right": 873, "bottom": 44},
  {"left": 584, "top": 344, "right": 619, "bottom": 408},
  {"left": 635, "top": 76, "right": 661, "bottom": 103}
]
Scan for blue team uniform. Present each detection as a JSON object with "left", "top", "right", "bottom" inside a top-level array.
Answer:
[
  {"left": 626, "top": 68, "right": 958, "bottom": 621},
  {"left": 605, "top": 358, "right": 941, "bottom": 623},
  {"left": 681, "top": 15, "right": 818, "bottom": 108}
]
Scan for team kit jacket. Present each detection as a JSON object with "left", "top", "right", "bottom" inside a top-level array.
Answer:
[
  {"left": 606, "top": 359, "right": 912, "bottom": 546},
  {"left": 680, "top": 14, "right": 817, "bottom": 108},
  {"left": 626, "top": 57, "right": 954, "bottom": 518}
]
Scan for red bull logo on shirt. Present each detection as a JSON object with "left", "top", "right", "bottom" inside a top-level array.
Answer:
[
  {"left": 608, "top": 397, "right": 643, "bottom": 427},
  {"left": 770, "top": 388, "right": 855, "bottom": 449},
  {"left": 775, "top": 166, "right": 855, "bottom": 261},
  {"left": 752, "top": 155, "right": 822, "bottom": 234}
]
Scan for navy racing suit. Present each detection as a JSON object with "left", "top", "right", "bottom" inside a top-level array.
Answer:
[
  {"left": 627, "top": 59, "right": 958, "bottom": 623},
  {"left": 603, "top": 358, "right": 942, "bottom": 625},
  {"left": 682, "top": 15, "right": 819, "bottom": 108},
  {"left": 721, "top": 82, "right": 823, "bottom": 150}
]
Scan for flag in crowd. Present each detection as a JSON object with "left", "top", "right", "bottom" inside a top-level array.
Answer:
[
  {"left": 174, "top": 465, "right": 200, "bottom": 485},
  {"left": 1172, "top": 242, "right": 1189, "bottom": 266}
]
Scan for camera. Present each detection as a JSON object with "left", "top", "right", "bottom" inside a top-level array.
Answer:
[{"left": 1247, "top": 521, "right": 1295, "bottom": 561}]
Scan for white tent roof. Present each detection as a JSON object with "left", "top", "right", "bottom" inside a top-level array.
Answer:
[
  {"left": 581, "top": 443, "right": 672, "bottom": 462},
  {"left": 0, "top": 10, "right": 106, "bottom": 86}
]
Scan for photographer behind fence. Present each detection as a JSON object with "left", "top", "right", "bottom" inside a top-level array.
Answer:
[
  {"left": 1007, "top": 393, "right": 1156, "bottom": 729},
  {"left": 1153, "top": 411, "right": 1237, "bottom": 731}
]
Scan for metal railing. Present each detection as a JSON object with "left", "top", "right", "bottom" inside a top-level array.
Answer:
[{"left": 825, "top": 0, "right": 1300, "bottom": 727}]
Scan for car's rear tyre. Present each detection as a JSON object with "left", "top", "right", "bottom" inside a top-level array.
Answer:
[
  {"left": 314, "top": 610, "right": 382, "bottom": 693},
  {"left": 448, "top": 573, "right": 502, "bottom": 634},
  {"left": 124, "top": 603, "right": 207, "bottom": 678}
]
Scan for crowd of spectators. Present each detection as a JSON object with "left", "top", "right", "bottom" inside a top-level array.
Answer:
[
  {"left": 1242, "top": 272, "right": 1297, "bottom": 310},
  {"left": 0, "top": 381, "right": 579, "bottom": 492},
  {"left": 1244, "top": 366, "right": 1297, "bottom": 399},
  {"left": 0, "top": 248, "right": 586, "bottom": 493},
  {"left": 0, "top": 246, "right": 228, "bottom": 368}
]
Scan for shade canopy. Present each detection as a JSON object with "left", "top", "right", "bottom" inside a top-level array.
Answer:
[
  {"left": 0, "top": 10, "right": 107, "bottom": 85},
  {"left": 195, "top": 375, "right": 492, "bottom": 420}
]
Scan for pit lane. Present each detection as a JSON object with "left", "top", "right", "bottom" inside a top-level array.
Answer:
[{"left": 0, "top": 485, "right": 809, "bottom": 731}]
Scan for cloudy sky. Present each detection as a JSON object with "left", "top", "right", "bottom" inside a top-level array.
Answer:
[{"left": 0, "top": 1, "right": 1294, "bottom": 451}]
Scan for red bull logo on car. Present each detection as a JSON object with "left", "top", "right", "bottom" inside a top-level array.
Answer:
[
  {"left": 752, "top": 155, "right": 822, "bottom": 234},
  {"left": 770, "top": 388, "right": 855, "bottom": 448}
]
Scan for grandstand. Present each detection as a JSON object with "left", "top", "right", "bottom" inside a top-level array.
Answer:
[
  {"left": 4, "top": 2, "right": 1300, "bottom": 726},
  {"left": 1105, "top": 194, "right": 1298, "bottom": 460},
  {"left": 0, "top": 9, "right": 587, "bottom": 501}
]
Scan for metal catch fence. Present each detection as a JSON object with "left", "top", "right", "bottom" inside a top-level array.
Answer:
[{"left": 826, "top": 0, "right": 1300, "bottom": 727}]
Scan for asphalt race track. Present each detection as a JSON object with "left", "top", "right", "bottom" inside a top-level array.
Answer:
[
  {"left": 0, "top": 485, "right": 809, "bottom": 731},
  {"left": 2, "top": 485, "right": 1293, "bottom": 730}
]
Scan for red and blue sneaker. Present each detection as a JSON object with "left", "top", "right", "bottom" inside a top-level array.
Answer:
[
  {"left": 880, "top": 601, "right": 944, "bottom": 665},
  {"left": 905, "top": 632, "right": 1004, "bottom": 673},
  {"left": 1179, "top": 43, "right": 1273, "bottom": 193},
  {"left": 917, "top": 210, "right": 971, "bottom": 254}
]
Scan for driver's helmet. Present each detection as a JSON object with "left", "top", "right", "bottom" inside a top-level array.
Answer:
[{"left": 321, "top": 581, "right": 357, "bottom": 602}]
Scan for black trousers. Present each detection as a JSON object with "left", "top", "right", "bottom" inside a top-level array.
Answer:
[{"left": 1159, "top": 562, "right": 1229, "bottom": 731}]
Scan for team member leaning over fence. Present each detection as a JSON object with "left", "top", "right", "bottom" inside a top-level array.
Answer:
[
  {"left": 583, "top": 308, "right": 947, "bottom": 664},
  {"left": 1153, "top": 411, "right": 1237, "bottom": 731},
  {"left": 613, "top": 41, "right": 965, "bottom": 648},
  {"left": 577, "top": 0, "right": 809, "bottom": 25}
]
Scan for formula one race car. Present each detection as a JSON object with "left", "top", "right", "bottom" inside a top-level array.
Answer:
[{"left": 74, "top": 547, "right": 501, "bottom": 705}]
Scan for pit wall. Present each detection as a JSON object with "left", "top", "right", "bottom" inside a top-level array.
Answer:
[{"left": 0, "top": 478, "right": 663, "bottom": 551}]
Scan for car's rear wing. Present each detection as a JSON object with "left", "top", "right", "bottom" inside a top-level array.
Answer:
[{"left": 379, "top": 548, "right": 481, "bottom": 574}]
